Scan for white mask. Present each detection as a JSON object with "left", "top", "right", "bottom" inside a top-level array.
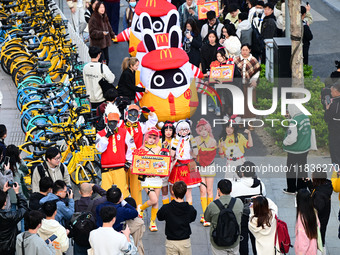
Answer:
[{"left": 256, "top": 8, "right": 263, "bottom": 14}]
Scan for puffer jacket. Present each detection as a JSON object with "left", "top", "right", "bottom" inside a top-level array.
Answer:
[
  {"left": 0, "top": 193, "right": 28, "bottom": 254},
  {"left": 89, "top": 11, "right": 115, "bottom": 49}
]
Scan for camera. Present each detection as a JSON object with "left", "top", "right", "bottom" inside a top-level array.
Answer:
[
  {"left": 66, "top": 185, "right": 72, "bottom": 196},
  {"left": 185, "top": 29, "right": 190, "bottom": 35},
  {"left": 245, "top": 198, "right": 253, "bottom": 204},
  {"left": 8, "top": 181, "right": 17, "bottom": 188}
]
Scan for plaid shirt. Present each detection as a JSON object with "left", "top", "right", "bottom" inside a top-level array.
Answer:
[{"left": 234, "top": 54, "right": 261, "bottom": 84}]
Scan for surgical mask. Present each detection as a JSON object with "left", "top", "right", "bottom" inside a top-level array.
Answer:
[
  {"left": 127, "top": 109, "right": 139, "bottom": 123},
  {"left": 129, "top": 2, "right": 136, "bottom": 7},
  {"left": 107, "top": 120, "right": 118, "bottom": 132},
  {"left": 256, "top": 8, "right": 263, "bottom": 14}
]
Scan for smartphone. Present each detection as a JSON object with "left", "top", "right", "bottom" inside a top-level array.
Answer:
[
  {"left": 45, "top": 234, "right": 57, "bottom": 244},
  {"left": 325, "top": 95, "right": 331, "bottom": 105},
  {"left": 4, "top": 156, "right": 10, "bottom": 166},
  {"left": 245, "top": 198, "right": 253, "bottom": 204},
  {"left": 121, "top": 222, "right": 127, "bottom": 230}
]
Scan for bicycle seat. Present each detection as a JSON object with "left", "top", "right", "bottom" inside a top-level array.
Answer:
[
  {"left": 35, "top": 123, "right": 51, "bottom": 129},
  {"left": 29, "top": 49, "right": 43, "bottom": 54},
  {"left": 45, "top": 108, "right": 58, "bottom": 115},
  {"left": 1, "top": 25, "right": 12, "bottom": 30},
  {"left": 22, "top": 35, "right": 35, "bottom": 41},
  {"left": 45, "top": 132, "right": 63, "bottom": 139},
  {"left": 16, "top": 31, "right": 30, "bottom": 38},
  {"left": 27, "top": 43, "right": 40, "bottom": 50},
  {"left": 39, "top": 83, "right": 58, "bottom": 89},
  {"left": 21, "top": 25, "right": 32, "bottom": 32},
  {"left": 37, "top": 61, "right": 51, "bottom": 68},
  {"left": 37, "top": 67, "right": 50, "bottom": 73},
  {"left": 41, "top": 141, "right": 56, "bottom": 147},
  {"left": 36, "top": 87, "right": 50, "bottom": 94},
  {"left": 33, "top": 150, "right": 46, "bottom": 157}
]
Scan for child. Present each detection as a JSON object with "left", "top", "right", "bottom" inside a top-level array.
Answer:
[
  {"left": 157, "top": 181, "right": 197, "bottom": 255},
  {"left": 169, "top": 120, "right": 201, "bottom": 204},
  {"left": 194, "top": 118, "right": 216, "bottom": 227},
  {"left": 138, "top": 127, "right": 162, "bottom": 232},
  {"left": 218, "top": 116, "right": 253, "bottom": 180},
  {"left": 159, "top": 121, "right": 176, "bottom": 205},
  {"left": 306, "top": 169, "right": 333, "bottom": 249}
]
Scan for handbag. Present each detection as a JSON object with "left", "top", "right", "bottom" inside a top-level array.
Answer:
[{"left": 98, "top": 63, "right": 116, "bottom": 94}]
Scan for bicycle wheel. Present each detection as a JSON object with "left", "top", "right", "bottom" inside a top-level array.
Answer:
[
  {"left": 75, "top": 164, "right": 96, "bottom": 184},
  {"left": 85, "top": 160, "right": 102, "bottom": 185}
]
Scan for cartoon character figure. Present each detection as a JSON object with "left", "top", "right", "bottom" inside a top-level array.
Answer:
[
  {"left": 115, "top": 0, "right": 177, "bottom": 57},
  {"left": 135, "top": 27, "right": 204, "bottom": 122}
]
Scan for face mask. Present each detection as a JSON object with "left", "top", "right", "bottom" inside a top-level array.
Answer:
[
  {"left": 129, "top": 2, "right": 136, "bottom": 7},
  {"left": 127, "top": 109, "right": 139, "bottom": 123},
  {"left": 108, "top": 120, "right": 118, "bottom": 132},
  {"left": 256, "top": 8, "right": 263, "bottom": 14}
]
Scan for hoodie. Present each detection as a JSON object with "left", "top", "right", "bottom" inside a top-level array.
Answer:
[
  {"left": 37, "top": 219, "right": 69, "bottom": 255},
  {"left": 157, "top": 200, "right": 197, "bottom": 240},
  {"left": 249, "top": 198, "right": 279, "bottom": 255},
  {"left": 40, "top": 193, "right": 74, "bottom": 227},
  {"left": 16, "top": 231, "right": 55, "bottom": 255},
  {"left": 236, "top": 19, "right": 252, "bottom": 44}
]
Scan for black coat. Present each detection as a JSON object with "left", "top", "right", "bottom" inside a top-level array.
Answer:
[
  {"left": 200, "top": 43, "right": 220, "bottom": 74},
  {"left": 183, "top": 33, "right": 202, "bottom": 67},
  {"left": 261, "top": 13, "right": 277, "bottom": 39},
  {"left": 0, "top": 193, "right": 28, "bottom": 255},
  {"left": 157, "top": 200, "right": 197, "bottom": 240},
  {"left": 117, "top": 68, "right": 145, "bottom": 100},
  {"left": 28, "top": 192, "right": 45, "bottom": 210}
]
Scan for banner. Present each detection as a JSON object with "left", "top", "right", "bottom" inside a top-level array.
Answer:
[
  {"left": 197, "top": 0, "right": 219, "bottom": 20},
  {"left": 132, "top": 149, "right": 171, "bottom": 176},
  {"left": 209, "top": 64, "right": 235, "bottom": 83}
]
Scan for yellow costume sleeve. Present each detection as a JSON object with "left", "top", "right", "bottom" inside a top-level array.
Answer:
[{"left": 238, "top": 134, "right": 248, "bottom": 154}]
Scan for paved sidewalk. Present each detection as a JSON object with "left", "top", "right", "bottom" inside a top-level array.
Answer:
[{"left": 322, "top": 0, "right": 340, "bottom": 12}]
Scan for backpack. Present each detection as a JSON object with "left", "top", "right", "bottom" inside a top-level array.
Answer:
[
  {"left": 70, "top": 200, "right": 97, "bottom": 247},
  {"left": 36, "top": 161, "right": 65, "bottom": 179},
  {"left": 251, "top": 23, "right": 265, "bottom": 55},
  {"left": 212, "top": 198, "right": 240, "bottom": 247},
  {"left": 274, "top": 215, "right": 292, "bottom": 254}
]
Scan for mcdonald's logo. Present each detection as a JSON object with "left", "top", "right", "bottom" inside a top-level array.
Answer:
[
  {"left": 160, "top": 49, "right": 172, "bottom": 59},
  {"left": 146, "top": 0, "right": 156, "bottom": 8},
  {"left": 157, "top": 34, "right": 168, "bottom": 44}
]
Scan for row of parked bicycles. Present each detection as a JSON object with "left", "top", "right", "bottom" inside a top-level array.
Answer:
[{"left": 0, "top": 0, "right": 102, "bottom": 190}]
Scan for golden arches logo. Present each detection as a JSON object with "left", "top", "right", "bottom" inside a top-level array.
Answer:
[
  {"left": 157, "top": 34, "right": 168, "bottom": 44},
  {"left": 146, "top": 0, "right": 156, "bottom": 8},
  {"left": 160, "top": 49, "right": 172, "bottom": 59}
]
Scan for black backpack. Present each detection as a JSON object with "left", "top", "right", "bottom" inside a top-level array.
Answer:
[
  {"left": 251, "top": 23, "right": 265, "bottom": 55},
  {"left": 212, "top": 198, "right": 240, "bottom": 247},
  {"left": 36, "top": 161, "right": 65, "bottom": 179},
  {"left": 70, "top": 200, "right": 96, "bottom": 247}
]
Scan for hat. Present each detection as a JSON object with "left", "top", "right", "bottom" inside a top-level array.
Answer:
[
  {"left": 105, "top": 103, "right": 120, "bottom": 122},
  {"left": 135, "top": 0, "right": 176, "bottom": 17}
]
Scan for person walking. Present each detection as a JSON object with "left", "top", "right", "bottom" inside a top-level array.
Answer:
[
  {"left": 204, "top": 179, "right": 243, "bottom": 255},
  {"left": 282, "top": 104, "right": 311, "bottom": 194},
  {"left": 89, "top": 1, "right": 116, "bottom": 64}
]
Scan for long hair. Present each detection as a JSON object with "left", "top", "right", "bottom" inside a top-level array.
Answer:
[
  {"left": 221, "top": 23, "right": 237, "bottom": 38},
  {"left": 5, "top": 144, "right": 21, "bottom": 176},
  {"left": 296, "top": 189, "right": 318, "bottom": 239},
  {"left": 121, "top": 57, "right": 139, "bottom": 71},
  {"left": 207, "top": 30, "right": 219, "bottom": 45},
  {"left": 94, "top": 1, "right": 109, "bottom": 21},
  {"left": 183, "top": 18, "right": 199, "bottom": 37},
  {"left": 252, "top": 196, "right": 272, "bottom": 228},
  {"left": 161, "top": 121, "right": 175, "bottom": 141}
]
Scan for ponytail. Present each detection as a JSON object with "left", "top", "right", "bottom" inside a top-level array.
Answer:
[{"left": 121, "top": 57, "right": 139, "bottom": 71}]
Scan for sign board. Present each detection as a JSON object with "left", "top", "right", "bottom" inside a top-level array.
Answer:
[
  {"left": 132, "top": 149, "right": 171, "bottom": 177},
  {"left": 209, "top": 64, "right": 235, "bottom": 83},
  {"left": 197, "top": 0, "right": 219, "bottom": 20}
]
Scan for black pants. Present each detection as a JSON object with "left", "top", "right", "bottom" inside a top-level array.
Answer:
[
  {"left": 103, "top": 1, "right": 120, "bottom": 34},
  {"left": 99, "top": 47, "right": 109, "bottom": 65},
  {"left": 286, "top": 152, "right": 308, "bottom": 192},
  {"left": 329, "top": 133, "right": 340, "bottom": 166},
  {"left": 240, "top": 214, "right": 257, "bottom": 255},
  {"left": 303, "top": 45, "right": 310, "bottom": 65}
]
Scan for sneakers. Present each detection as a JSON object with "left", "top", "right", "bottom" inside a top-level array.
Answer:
[
  {"left": 149, "top": 220, "right": 158, "bottom": 232},
  {"left": 203, "top": 221, "right": 211, "bottom": 227},
  {"left": 137, "top": 205, "right": 143, "bottom": 218},
  {"left": 282, "top": 188, "right": 296, "bottom": 195},
  {"left": 215, "top": 107, "right": 221, "bottom": 116}
]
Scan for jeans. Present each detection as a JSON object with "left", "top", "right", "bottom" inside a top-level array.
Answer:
[{"left": 74, "top": 242, "right": 90, "bottom": 255}]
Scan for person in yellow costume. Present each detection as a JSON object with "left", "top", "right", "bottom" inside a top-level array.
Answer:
[{"left": 218, "top": 115, "right": 253, "bottom": 181}]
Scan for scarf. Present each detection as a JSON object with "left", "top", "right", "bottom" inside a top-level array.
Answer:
[{"left": 234, "top": 54, "right": 261, "bottom": 84}]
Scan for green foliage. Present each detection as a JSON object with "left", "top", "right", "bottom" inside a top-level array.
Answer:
[{"left": 255, "top": 66, "right": 328, "bottom": 148}]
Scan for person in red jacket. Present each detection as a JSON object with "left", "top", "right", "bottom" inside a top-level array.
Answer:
[
  {"left": 123, "top": 104, "right": 158, "bottom": 208},
  {"left": 96, "top": 103, "right": 136, "bottom": 198}
]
